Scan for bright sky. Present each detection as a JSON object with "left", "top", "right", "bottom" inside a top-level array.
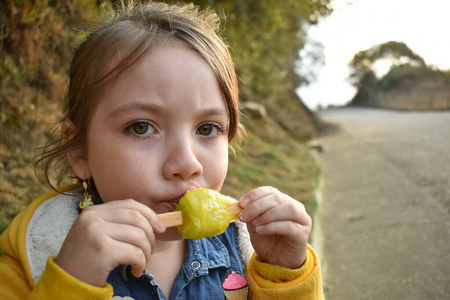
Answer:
[{"left": 297, "top": 0, "right": 450, "bottom": 110}]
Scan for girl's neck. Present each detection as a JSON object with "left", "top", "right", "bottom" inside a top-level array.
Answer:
[
  {"left": 147, "top": 238, "right": 187, "bottom": 298},
  {"left": 152, "top": 238, "right": 186, "bottom": 257}
]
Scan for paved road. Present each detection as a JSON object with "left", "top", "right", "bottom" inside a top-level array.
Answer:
[{"left": 312, "top": 107, "right": 450, "bottom": 299}]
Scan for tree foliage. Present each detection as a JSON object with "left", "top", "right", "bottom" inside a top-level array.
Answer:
[
  {"left": 349, "top": 41, "right": 430, "bottom": 105},
  {"left": 379, "top": 64, "right": 450, "bottom": 91},
  {"left": 349, "top": 41, "right": 426, "bottom": 88},
  {"left": 349, "top": 41, "right": 450, "bottom": 107}
]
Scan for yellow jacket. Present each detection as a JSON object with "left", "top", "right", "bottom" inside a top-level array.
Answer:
[{"left": 0, "top": 187, "right": 324, "bottom": 299}]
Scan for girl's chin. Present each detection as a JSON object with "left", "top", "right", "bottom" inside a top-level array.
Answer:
[{"left": 157, "top": 227, "right": 184, "bottom": 241}]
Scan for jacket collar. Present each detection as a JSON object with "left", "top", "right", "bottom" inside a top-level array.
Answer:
[
  {"left": 182, "top": 235, "right": 231, "bottom": 281},
  {"left": 27, "top": 189, "right": 81, "bottom": 284}
]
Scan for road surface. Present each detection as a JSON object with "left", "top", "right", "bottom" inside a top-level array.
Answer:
[{"left": 312, "top": 107, "right": 450, "bottom": 299}]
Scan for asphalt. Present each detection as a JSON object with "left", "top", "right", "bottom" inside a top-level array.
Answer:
[{"left": 311, "top": 107, "right": 450, "bottom": 300}]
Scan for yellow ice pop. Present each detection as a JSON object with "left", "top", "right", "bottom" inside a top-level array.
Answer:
[{"left": 158, "top": 188, "right": 242, "bottom": 239}]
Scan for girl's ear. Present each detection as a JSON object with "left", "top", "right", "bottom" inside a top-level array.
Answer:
[{"left": 62, "top": 121, "right": 91, "bottom": 180}]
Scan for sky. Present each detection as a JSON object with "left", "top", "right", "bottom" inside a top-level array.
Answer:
[{"left": 297, "top": 0, "right": 450, "bottom": 110}]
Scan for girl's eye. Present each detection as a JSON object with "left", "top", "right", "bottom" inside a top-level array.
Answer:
[
  {"left": 197, "top": 123, "right": 223, "bottom": 138},
  {"left": 127, "top": 121, "right": 156, "bottom": 136}
]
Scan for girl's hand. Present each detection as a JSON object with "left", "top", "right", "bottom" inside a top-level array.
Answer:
[
  {"left": 238, "top": 186, "right": 312, "bottom": 269},
  {"left": 54, "top": 199, "right": 166, "bottom": 287}
]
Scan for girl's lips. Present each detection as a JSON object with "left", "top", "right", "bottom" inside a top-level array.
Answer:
[
  {"left": 165, "top": 194, "right": 184, "bottom": 211},
  {"left": 162, "top": 186, "right": 200, "bottom": 211},
  {"left": 168, "top": 200, "right": 179, "bottom": 211}
]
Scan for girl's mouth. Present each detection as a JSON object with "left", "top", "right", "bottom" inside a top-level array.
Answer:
[
  {"left": 168, "top": 200, "right": 179, "bottom": 211},
  {"left": 165, "top": 194, "right": 184, "bottom": 211},
  {"left": 164, "top": 186, "right": 200, "bottom": 211}
]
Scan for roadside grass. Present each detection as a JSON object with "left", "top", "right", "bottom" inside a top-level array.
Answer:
[{"left": 222, "top": 132, "right": 320, "bottom": 217}]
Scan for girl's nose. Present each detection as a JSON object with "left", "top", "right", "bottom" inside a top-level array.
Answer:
[{"left": 163, "top": 138, "right": 203, "bottom": 181}]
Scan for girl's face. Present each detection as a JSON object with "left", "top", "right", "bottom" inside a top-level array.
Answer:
[{"left": 70, "top": 41, "right": 229, "bottom": 235}]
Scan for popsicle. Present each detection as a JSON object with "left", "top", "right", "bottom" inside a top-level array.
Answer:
[{"left": 158, "top": 188, "right": 242, "bottom": 239}]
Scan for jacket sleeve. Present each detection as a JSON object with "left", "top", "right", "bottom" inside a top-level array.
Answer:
[
  {"left": 0, "top": 249, "right": 31, "bottom": 299},
  {"left": 246, "top": 245, "right": 325, "bottom": 300},
  {"left": 29, "top": 257, "right": 113, "bottom": 299},
  {"left": 0, "top": 205, "right": 33, "bottom": 300},
  {"left": 0, "top": 254, "right": 113, "bottom": 299}
]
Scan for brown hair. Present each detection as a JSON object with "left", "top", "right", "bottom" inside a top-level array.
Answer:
[{"left": 36, "top": 1, "right": 241, "bottom": 189}]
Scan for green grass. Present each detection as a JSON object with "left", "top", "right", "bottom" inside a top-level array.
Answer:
[{"left": 222, "top": 133, "right": 320, "bottom": 216}]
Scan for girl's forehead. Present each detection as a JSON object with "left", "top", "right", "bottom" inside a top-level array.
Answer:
[
  {"left": 101, "top": 41, "right": 216, "bottom": 91},
  {"left": 96, "top": 39, "right": 204, "bottom": 94},
  {"left": 103, "top": 38, "right": 189, "bottom": 74},
  {"left": 93, "top": 41, "right": 227, "bottom": 118}
]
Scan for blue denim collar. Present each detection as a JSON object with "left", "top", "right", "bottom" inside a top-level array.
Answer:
[
  {"left": 115, "top": 235, "right": 232, "bottom": 283},
  {"left": 182, "top": 235, "right": 231, "bottom": 281}
]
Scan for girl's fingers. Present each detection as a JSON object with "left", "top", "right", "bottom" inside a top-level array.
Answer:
[
  {"left": 108, "top": 223, "right": 154, "bottom": 261},
  {"left": 91, "top": 208, "right": 159, "bottom": 245},
  {"left": 80, "top": 207, "right": 159, "bottom": 259},
  {"left": 253, "top": 220, "right": 309, "bottom": 238},
  {"left": 249, "top": 202, "right": 311, "bottom": 227},
  {"left": 86, "top": 199, "right": 166, "bottom": 234},
  {"left": 239, "top": 189, "right": 279, "bottom": 222},
  {"left": 239, "top": 188, "right": 309, "bottom": 224},
  {"left": 110, "top": 241, "right": 148, "bottom": 278},
  {"left": 240, "top": 186, "right": 280, "bottom": 207}
]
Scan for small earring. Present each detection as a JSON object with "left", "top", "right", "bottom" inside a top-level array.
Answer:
[{"left": 79, "top": 178, "right": 94, "bottom": 210}]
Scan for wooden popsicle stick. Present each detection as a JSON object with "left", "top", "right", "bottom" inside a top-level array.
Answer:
[
  {"left": 226, "top": 201, "right": 243, "bottom": 214},
  {"left": 158, "top": 211, "right": 183, "bottom": 228}
]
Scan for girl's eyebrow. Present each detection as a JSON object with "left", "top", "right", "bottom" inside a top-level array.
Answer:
[
  {"left": 197, "top": 108, "right": 229, "bottom": 120},
  {"left": 107, "top": 102, "right": 160, "bottom": 118},
  {"left": 107, "top": 102, "right": 229, "bottom": 120}
]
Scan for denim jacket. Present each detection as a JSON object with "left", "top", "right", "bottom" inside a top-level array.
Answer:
[{"left": 108, "top": 223, "right": 248, "bottom": 300}]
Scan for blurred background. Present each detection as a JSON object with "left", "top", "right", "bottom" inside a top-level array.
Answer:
[{"left": 299, "top": 0, "right": 450, "bottom": 110}]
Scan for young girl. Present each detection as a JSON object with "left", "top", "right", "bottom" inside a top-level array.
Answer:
[{"left": 0, "top": 2, "right": 323, "bottom": 299}]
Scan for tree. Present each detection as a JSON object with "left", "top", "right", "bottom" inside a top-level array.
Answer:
[{"left": 349, "top": 41, "right": 426, "bottom": 105}]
